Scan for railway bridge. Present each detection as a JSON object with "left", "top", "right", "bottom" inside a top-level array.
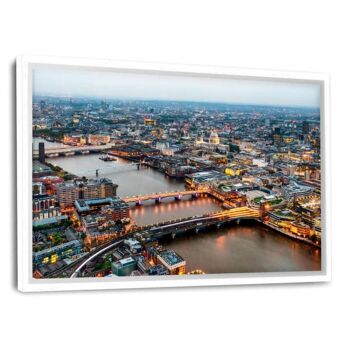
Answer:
[
  {"left": 33, "top": 144, "right": 112, "bottom": 158},
  {"left": 123, "top": 190, "right": 208, "bottom": 205},
  {"left": 134, "top": 206, "right": 260, "bottom": 239}
]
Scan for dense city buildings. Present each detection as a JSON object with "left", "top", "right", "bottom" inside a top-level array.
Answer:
[{"left": 31, "top": 95, "right": 322, "bottom": 278}]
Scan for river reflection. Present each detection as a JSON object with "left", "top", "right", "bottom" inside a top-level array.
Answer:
[
  {"left": 131, "top": 196, "right": 222, "bottom": 226},
  {"left": 46, "top": 153, "right": 184, "bottom": 197},
  {"left": 161, "top": 222, "right": 321, "bottom": 273}
]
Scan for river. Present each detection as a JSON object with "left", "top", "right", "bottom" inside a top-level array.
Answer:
[
  {"left": 160, "top": 223, "right": 320, "bottom": 273},
  {"left": 36, "top": 138, "right": 321, "bottom": 273}
]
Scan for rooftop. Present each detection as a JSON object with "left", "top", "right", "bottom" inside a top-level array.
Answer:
[
  {"left": 33, "top": 239, "right": 81, "bottom": 258},
  {"left": 75, "top": 197, "right": 128, "bottom": 212},
  {"left": 186, "top": 170, "right": 229, "bottom": 183},
  {"left": 119, "top": 257, "right": 135, "bottom": 266},
  {"left": 158, "top": 250, "right": 184, "bottom": 266},
  {"left": 33, "top": 161, "right": 53, "bottom": 174},
  {"left": 283, "top": 181, "right": 314, "bottom": 196}
]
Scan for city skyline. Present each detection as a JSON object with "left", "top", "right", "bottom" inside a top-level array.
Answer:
[
  {"left": 33, "top": 67, "right": 321, "bottom": 108},
  {"left": 30, "top": 65, "right": 322, "bottom": 281}
]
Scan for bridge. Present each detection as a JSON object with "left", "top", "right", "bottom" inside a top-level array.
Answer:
[
  {"left": 33, "top": 144, "right": 112, "bottom": 158},
  {"left": 122, "top": 190, "right": 208, "bottom": 205},
  {"left": 134, "top": 206, "right": 260, "bottom": 239}
]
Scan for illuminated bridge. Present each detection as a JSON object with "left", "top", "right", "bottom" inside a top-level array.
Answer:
[
  {"left": 134, "top": 206, "right": 260, "bottom": 239},
  {"left": 33, "top": 144, "right": 112, "bottom": 158},
  {"left": 123, "top": 190, "right": 208, "bottom": 205}
]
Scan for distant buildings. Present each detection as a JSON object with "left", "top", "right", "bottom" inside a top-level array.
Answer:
[
  {"left": 155, "top": 141, "right": 178, "bottom": 156},
  {"left": 272, "top": 127, "right": 283, "bottom": 145},
  {"left": 63, "top": 134, "right": 86, "bottom": 146},
  {"left": 195, "top": 131, "right": 229, "bottom": 153},
  {"left": 87, "top": 134, "right": 110, "bottom": 145},
  {"left": 110, "top": 144, "right": 160, "bottom": 159},
  {"left": 302, "top": 120, "right": 310, "bottom": 134},
  {"left": 63, "top": 133, "right": 111, "bottom": 146},
  {"left": 144, "top": 117, "right": 156, "bottom": 126}
]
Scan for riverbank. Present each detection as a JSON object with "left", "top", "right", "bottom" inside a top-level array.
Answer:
[
  {"left": 44, "top": 152, "right": 185, "bottom": 197},
  {"left": 259, "top": 220, "right": 321, "bottom": 248}
]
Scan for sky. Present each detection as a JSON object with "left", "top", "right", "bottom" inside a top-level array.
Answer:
[{"left": 32, "top": 66, "right": 321, "bottom": 108}]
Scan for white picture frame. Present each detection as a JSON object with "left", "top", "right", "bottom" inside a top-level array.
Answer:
[{"left": 17, "top": 55, "right": 331, "bottom": 292}]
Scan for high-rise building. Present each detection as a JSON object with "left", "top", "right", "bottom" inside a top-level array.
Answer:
[
  {"left": 272, "top": 127, "right": 282, "bottom": 145},
  {"left": 302, "top": 121, "right": 310, "bottom": 134},
  {"left": 38, "top": 142, "right": 45, "bottom": 163}
]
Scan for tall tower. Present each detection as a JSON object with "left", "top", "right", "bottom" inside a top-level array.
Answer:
[
  {"left": 272, "top": 127, "right": 282, "bottom": 145},
  {"left": 302, "top": 120, "right": 310, "bottom": 134},
  {"left": 38, "top": 142, "right": 45, "bottom": 163}
]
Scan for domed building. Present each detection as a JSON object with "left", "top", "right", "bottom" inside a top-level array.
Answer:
[
  {"left": 209, "top": 130, "right": 220, "bottom": 145},
  {"left": 196, "top": 134, "right": 204, "bottom": 144},
  {"left": 194, "top": 131, "right": 229, "bottom": 154}
]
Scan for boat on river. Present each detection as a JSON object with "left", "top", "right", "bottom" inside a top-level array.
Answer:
[{"left": 99, "top": 155, "right": 116, "bottom": 162}]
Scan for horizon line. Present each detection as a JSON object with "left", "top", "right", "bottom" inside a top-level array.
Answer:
[{"left": 33, "top": 94, "right": 320, "bottom": 110}]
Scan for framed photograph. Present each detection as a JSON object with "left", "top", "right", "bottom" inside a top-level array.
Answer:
[{"left": 17, "top": 55, "right": 331, "bottom": 292}]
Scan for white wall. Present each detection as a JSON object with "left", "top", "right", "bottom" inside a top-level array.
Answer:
[{"left": 1, "top": 1, "right": 349, "bottom": 349}]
